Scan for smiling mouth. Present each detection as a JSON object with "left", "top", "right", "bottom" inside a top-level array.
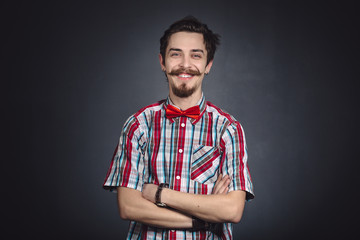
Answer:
[
  {"left": 178, "top": 73, "right": 194, "bottom": 79},
  {"left": 168, "top": 68, "right": 201, "bottom": 78}
]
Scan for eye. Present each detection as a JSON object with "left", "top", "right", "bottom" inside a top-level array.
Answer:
[
  {"left": 170, "top": 52, "right": 180, "bottom": 57},
  {"left": 192, "top": 54, "right": 202, "bottom": 59}
]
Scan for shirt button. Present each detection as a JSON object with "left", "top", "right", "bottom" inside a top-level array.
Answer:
[
  {"left": 178, "top": 149, "right": 183, "bottom": 153},
  {"left": 181, "top": 123, "right": 185, "bottom": 127},
  {"left": 176, "top": 176, "right": 181, "bottom": 180}
]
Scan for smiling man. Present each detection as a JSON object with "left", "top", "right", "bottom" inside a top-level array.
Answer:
[
  {"left": 103, "top": 16, "right": 254, "bottom": 239},
  {"left": 163, "top": 31, "right": 211, "bottom": 102}
]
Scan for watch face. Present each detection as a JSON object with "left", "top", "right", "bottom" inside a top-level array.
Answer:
[
  {"left": 156, "top": 202, "right": 167, "bottom": 207},
  {"left": 159, "top": 183, "right": 169, "bottom": 188}
]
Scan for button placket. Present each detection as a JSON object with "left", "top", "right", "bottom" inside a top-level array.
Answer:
[{"left": 173, "top": 116, "right": 186, "bottom": 191}]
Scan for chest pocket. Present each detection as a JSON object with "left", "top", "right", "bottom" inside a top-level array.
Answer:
[{"left": 191, "top": 145, "right": 221, "bottom": 184}]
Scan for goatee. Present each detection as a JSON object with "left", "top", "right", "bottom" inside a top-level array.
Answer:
[
  {"left": 167, "top": 67, "right": 201, "bottom": 98},
  {"left": 171, "top": 83, "right": 196, "bottom": 98}
]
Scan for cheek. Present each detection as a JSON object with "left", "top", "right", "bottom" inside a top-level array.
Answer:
[
  {"left": 165, "top": 57, "right": 179, "bottom": 66},
  {"left": 198, "top": 64, "right": 208, "bottom": 73},
  {"left": 164, "top": 62, "right": 177, "bottom": 71},
  {"left": 196, "top": 61, "right": 208, "bottom": 70}
]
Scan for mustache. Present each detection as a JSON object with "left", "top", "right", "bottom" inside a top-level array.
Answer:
[{"left": 168, "top": 67, "right": 201, "bottom": 76}]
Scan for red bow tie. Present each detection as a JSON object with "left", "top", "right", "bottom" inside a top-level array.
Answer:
[{"left": 166, "top": 105, "right": 200, "bottom": 120}]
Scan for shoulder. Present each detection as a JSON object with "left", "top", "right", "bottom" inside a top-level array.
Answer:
[
  {"left": 206, "top": 101, "right": 238, "bottom": 124},
  {"left": 206, "top": 101, "right": 246, "bottom": 135},
  {"left": 124, "top": 100, "right": 166, "bottom": 131},
  {"left": 133, "top": 99, "right": 166, "bottom": 118}
]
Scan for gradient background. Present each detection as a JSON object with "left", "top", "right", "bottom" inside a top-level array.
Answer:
[{"left": 4, "top": 1, "right": 359, "bottom": 239}]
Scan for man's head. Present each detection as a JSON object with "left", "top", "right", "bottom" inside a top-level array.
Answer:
[
  {"left": 159, "top": 16, "right": 220, "bottom": 99},
  {"left": 160, "top": 16, "right": 220, "bottom": 66}
]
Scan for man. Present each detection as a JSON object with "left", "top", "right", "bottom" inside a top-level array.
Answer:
[{"left": 103, "top": 16, "right": 254, "bottom": 239}]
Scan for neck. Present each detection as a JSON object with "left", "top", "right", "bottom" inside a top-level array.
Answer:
[{"left": 169, "top": 90, "right": 202, "bottom": 110}]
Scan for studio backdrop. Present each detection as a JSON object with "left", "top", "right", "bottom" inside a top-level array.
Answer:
[{"left": 4, "top": 1, "right": 358, "bottom": 239}]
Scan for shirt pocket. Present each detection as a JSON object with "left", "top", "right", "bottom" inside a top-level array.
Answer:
[{"left": 191, "top": 144, "right": 221, "bottom": 184}]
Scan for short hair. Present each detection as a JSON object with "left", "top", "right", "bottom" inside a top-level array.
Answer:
[{"left": 160, "top": 16, "right": 221, "bottom": 66}]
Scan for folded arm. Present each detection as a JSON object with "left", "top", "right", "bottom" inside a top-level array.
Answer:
[
  {"left": 161, "top": 188, "right": 245, "bottom": 223},
  {"left": 142, "top": 174, "right": 245, "bottom": 223},
  {"left": 117, "top": 186, "right": 193, "bottom": 229},
  {"left": 117, "top": 174, "right": 232, "bottom": 228}
]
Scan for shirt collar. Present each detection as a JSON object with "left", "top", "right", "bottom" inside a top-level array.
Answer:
[{"left": 164, "top": 93, "right": 207, "bottom": 124}]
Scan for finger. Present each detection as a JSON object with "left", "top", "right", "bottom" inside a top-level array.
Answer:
[
  {"left": 216, "top": 176, "right": 231, "bottom": 194},
  {"left": 219, "top": 185, "right": 230, "bottom": 195},
  {"left": 223, "top": 178, "right": 231, "bottom": 193},
  {"left": 214, "top": 176, "right": 226, "bottom": 194},
  {"left": 218, "top": 174, "right": 230, "bottom": 187},
  {"left": 214, "top": 175, "right": 229, "bottom": 194},
  {"left": 214, "top": 174, "right": 223, "bottom": 188},
  {"left": 213, "top": 174, "right": 223, "bottom": 194},
  {"left": 216, "top": 175, "right": 228, "bottom": 190}
]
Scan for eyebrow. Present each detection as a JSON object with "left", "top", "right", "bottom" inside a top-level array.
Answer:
[
  {"left": 191, "top": 49, "right": 204, "bottom": 53},
  {"left": 168, "top": 48, "right": 182, "bottom": 52},
  {"left": 168, "top": 48, "right": 204, "bottom": 53}
]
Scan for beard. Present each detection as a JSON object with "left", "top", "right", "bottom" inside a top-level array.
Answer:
[
  {"left": 167, "top": 67, "right": 201, "bottom": 98},
  {"left": 171, "top": 83, "right": 197, "bottom": 98}
]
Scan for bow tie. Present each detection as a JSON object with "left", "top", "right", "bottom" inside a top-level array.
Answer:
[{"left": 165, "top": 105, "right": 200, "bottom": 120}]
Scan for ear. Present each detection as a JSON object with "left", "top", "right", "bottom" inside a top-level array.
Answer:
[
  {"left": 205, "top": 60, "right": 214, "bottom": 74},
  {"left": 159, "top": 53, "right": 166, "bottom": 71}
]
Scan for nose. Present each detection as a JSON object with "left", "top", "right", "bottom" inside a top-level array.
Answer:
[{"left": 179, "top": 54, "right": 191, "bottom": 68}]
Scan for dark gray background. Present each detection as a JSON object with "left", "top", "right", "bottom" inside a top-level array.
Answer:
[{"left": 3, "top": 0, "right": 359, "bottom": 239}]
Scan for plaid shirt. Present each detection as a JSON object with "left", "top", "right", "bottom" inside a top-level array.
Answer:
[{"left": 103, "top": 95, "right": 254, "bottom": 240}]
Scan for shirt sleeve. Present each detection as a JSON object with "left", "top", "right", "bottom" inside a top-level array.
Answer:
[
  {"left": 221, "top": 121, "right": 254, "bottom": 200},
  {"left": 103, "top": 116, "right": 145, "bottom": 192}
]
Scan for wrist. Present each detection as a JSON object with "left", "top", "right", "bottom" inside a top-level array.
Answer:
[
  {"left": 160, "top": 187, "right": 169, "bottom": 205},
  {"left": 192, "top": 217, "right": 208, "bottom": 231},
  {"left": 155, "top": 183, "right": 169, "bottom": 207},
  {"left": 192, "top": 217, "right": 223, "bottom": 236}
]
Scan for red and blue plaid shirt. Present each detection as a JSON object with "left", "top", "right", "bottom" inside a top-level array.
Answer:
[{"left": 103, "top": 95, "right": 254, "bottom": 239}]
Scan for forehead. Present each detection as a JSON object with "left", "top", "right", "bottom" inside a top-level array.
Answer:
[{"left": 167, "top": 32, "right": 206, "bottom": 52}]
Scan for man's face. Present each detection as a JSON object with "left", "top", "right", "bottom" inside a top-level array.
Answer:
[{"left": 160, "top": 32, "right": 213, "bottom": 98}]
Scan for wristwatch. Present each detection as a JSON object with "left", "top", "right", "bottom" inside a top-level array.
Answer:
[
  {"left": 155, "top": 183, "right": 169, "bottom": 207},
  {"left": 192, "top": 217, "right": 223, "bottom": 237}
]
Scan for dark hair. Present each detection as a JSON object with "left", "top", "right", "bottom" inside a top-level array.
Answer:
[{"left": 160, "top": 16, "right": 220, "bottom": 66}]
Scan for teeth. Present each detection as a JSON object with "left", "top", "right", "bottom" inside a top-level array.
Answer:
[{"left": 179, "top": 74, "right": 192, "bottom": 78}]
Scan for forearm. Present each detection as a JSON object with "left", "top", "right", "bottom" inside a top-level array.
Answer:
[
  {"left": 161, "top": 189, "right": 246, "bottom": 223},
  {"left": 117, "top": 187, "right": 193, "bottom": 229}
]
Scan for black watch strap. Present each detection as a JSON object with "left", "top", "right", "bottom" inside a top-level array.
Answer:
[
  {"left": 155, "top": 183, "right": 169, "bottom": 207},
  {"left": 192, "top": 217, "right": 208, "bottom": 230},
  {"left": 192, "top": 217, "right": 223, "bottom": 237}
]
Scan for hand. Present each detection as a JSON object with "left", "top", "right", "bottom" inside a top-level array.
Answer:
[
  {"left": 212, "top": 174, "right": 230, "bottom": 195},
  {"left": 142, "top": 183, "right": 158, "bottom": 203}
]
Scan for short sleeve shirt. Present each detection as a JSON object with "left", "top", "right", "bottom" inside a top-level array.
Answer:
[{"left": 103, "top": 95, "right": 254, "bottom": 240}]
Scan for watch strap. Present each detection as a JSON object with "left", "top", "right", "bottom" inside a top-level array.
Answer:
[
  {"left": 192, "top": 217, "right": 223, "bottom": 237},
  {"left": 155, "top": 183, "right": 169, "bottom": 207}
]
